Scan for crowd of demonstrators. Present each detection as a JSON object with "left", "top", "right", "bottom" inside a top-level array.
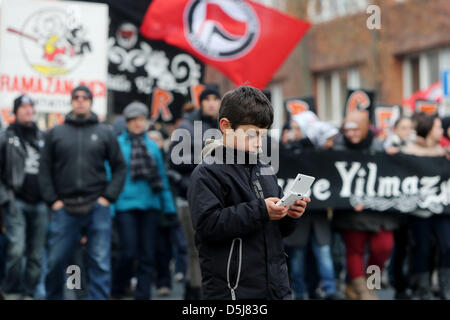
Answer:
[
  {"left": 279, "top": 109, "right": 450, "bottom": 300},
  {"left": 168, "top": 85, "right": 221, "bottom": 299},
  {"left": 1, "top": 81, "right": 450, "bottom": 301}
]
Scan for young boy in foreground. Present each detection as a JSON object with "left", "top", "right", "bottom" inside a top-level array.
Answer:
[{"left": 187, "top": 86, "right": 310, "bottom": 300}]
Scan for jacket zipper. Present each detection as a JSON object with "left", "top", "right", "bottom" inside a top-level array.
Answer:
[
  {"left": 227, "top": 238, "right": 243, "bottom": 300},
  {"left": 76, "top": 129, "right": 83, "bottom": 189}
]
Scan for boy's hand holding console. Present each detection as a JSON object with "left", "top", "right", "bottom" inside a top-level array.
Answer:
[{"left": 265, "top": 174, "right": 315, "bottom": 221}]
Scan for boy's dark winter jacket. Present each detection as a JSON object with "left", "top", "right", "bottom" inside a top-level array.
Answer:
[{"left": 188, "top": 141, "right": 297, "bottom": 300}]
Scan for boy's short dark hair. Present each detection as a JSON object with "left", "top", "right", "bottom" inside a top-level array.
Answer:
[{"left": 219, "top": 86, "right": 274, "bottom": 130}]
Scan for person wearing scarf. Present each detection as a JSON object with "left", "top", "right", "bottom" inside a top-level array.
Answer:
[{"left": 112, "top": 102, "right": 176, "bottom": 300}]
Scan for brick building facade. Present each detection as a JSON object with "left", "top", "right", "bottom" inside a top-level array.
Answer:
[{"left": 204, "top": 0, "right": 450, "bottom": 127}]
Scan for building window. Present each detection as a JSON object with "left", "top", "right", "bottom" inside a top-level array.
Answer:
[
  {"left": 307, "top": 0, "right": 371, "bottom": 24},
  {"left": 402, "top": 47, "right": 450, "bottom": 98},
  {"left": 316, "top": 67, "right": 360, "bottom": 125}
]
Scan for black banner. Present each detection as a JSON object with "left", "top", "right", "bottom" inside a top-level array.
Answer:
[
  {"left": 108, "top": 16, "right": 205, "bottom": 122},
  {"left": 277, "top": 150, "right": 450, "bottom": 214}
]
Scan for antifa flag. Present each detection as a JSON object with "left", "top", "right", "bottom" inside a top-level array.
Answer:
[
  {"left": 345, "top": 89, "right": 376, "bottom": 123},
  {"left": 79, "top": 0, "right": 205, "bottom": 122},
  {"left": 284, "top": 96, "right": 316, "bottom": 118},
  {"left": 276, "top": 150, "right": 450, "bottom": 215},
  {"left": 140, "top": 0, "right": 310, "bottom": 89}
]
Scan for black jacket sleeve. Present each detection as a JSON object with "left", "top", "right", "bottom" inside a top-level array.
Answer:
[
  {"left": 102, "top": 129, "right": 126, "bottom": 202},
  {"left": 0, "top": 132, "right": 9, "bottom": 206},
  {"left": 276, "top": 183, "right": 299, "bottom": 237},
  {"left": 38, "top": 129, "right": 59, "bottom": 206},
  {"left": 188, "top": 166, "right": 270, "bottom": 243}
]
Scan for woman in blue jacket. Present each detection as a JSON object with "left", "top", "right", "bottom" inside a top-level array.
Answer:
[{"left": 111, "top": 102, "right": 176, "bottom": 300}]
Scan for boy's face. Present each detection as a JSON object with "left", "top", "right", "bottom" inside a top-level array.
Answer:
[{"left": 220, "top": 118, "right": 268, "bottom": 153}]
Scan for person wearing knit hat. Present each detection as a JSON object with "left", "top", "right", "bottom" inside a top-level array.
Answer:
[
  {"left": 71, "top": 85, "right": 93, "bottom": 101},
  {"left": 39, "top": 83, "right": 126, "bottom": 300},
  {"left": 112, "top": 101, "right": 177, "bottom": 300},
  {"left": 123, "top": 102, "right": 149, "bottom": 120},
  {"left": 13, "top": 94, "right": 35, "bottom": 115},
  {"left": 70, "top": 85, "right": 94, "bottom": 119},
  {"left": 1, "top": 93, "right": 46, "bottom": 300},
  {"left": 199, "top": 85, "right": 221, "bottom": 121}
]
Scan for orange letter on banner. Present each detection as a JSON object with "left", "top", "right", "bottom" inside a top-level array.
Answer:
[
  {"left": 1, "top": 109, "right": 15, "bottom": 124},
  {"left": 377, "top": 109, "right": 393, "bottom": 140},
  {"left": 191, "top": 84, "right": 205, "bottom": 108},
  {"left": 346, "top": 91, "right": 370, "bottom": 115},
  {"left": 151, "top": 88, "right": 173, "bottom": 121},
  {"left": 287, "top": 100, "right": 309, "bottom": 116}
]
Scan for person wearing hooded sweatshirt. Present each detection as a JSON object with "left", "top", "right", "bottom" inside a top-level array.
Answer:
[
  {"left": 39, "top": 85, "right": 126, "bottom": 300},
  {"left": 111, "top": 102, "right": 176, "bottom": 300},
  {"left": 402, "top": 113, "right": 450, "bottom": 300},
  {"left": 0, "top": 95, "right": 47, "bottom": 300},
  {"left": 169, "top": 85, "right": 221, "bottom": 299},
  {"left": 284, "top": 121, "right": 342, "bottom": 300},
  {"left": 332, "top": 111, "right": 399, "bottom": 300}
]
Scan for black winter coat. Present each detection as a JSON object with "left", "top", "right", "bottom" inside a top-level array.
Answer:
[
  {"left": 188, "top": 145, "right": 297, "bottom": 300},
  {"left": 169, "top": 108, "right": 219, "bottom": 198},
  {"left": 39, "top": 112, "right": 126, "bottom": 206}
]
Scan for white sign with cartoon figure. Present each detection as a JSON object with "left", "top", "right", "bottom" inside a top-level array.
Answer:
[{"left": 0, "top": 0, "right": 108, "bottom": 123}]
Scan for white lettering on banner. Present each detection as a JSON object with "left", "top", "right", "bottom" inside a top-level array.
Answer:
[
  {"left": 277, "top": 161, "right": 449, "bottom": 214},
  {"left": 108, "top": 29, "right": 203, "bottom": 95},
  {"left": 334, "top": 161, "right": 450, "bottom": 214}
]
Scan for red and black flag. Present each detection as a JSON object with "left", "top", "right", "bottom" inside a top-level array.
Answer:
[{"left": 140, "top": 0, "right": 310, "bottom": 89}]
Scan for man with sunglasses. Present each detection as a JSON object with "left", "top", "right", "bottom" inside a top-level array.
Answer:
[{"left": 39, "top": 85, "right": 126, "bottom": 299}]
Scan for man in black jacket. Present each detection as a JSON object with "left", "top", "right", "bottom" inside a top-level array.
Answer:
[
  {"left": 0, "top": 95, "right": 47, "bottom": 300},
  {"left": 169, "top": 85, "right": 221, "bottom": 299},
  {"left": 187, "top": 86, "right": 310, "bottom": 300},
  {"left": 39, "top": 85, "right": 126, "bottom": 300}
]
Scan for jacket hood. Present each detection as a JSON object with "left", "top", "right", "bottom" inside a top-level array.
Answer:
[
  {"left": 65, "top": 111, "right": 99, "bottom": 126},
  {"left": 201, "top": 138, "right": 223, "bottom": 160}
]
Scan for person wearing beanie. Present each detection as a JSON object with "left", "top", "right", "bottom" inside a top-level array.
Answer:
[
  {"left": 39, "top": 85, "right": 126, "bottom": 300},
  {"left": 0, "top": 94, "right": 47, "bottom": 300},
  {"left": 111, "top": 101, "right": 176, "bottom": 300},
  {"left": 168, "top": 85, "right": 221, "bottom": 299}
]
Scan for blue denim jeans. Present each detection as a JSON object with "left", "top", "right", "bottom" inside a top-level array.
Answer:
[
  {"left": 288, "top": 231, "right": 337, "bottom": 298},
  {"left": 2, "top": 199, "right": 48, "bottom": 297},
  {"left": 112, "top": 210, "right": 160, "bottom": 300},
  {"left": 45, "top": 202, "right": 111, "bottom": 300}
]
